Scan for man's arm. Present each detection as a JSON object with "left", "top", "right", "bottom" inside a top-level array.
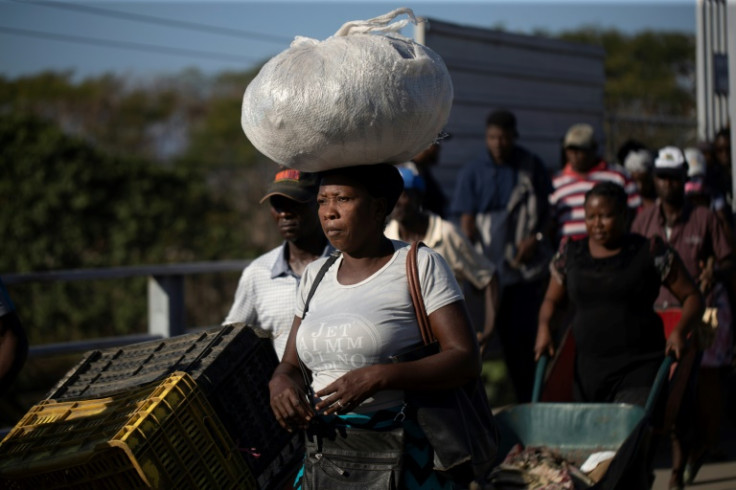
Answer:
[
  {"left": 514, "top": 157, "right": 554, "bottom": 259},
  {"left": 703, "top": 211, "right": 736, "bottom": 294},
  {"left": 460, "top": 213, "right": 478, "bottom": 244},
  {"left": 223, "top": 264, "right": 259, "bottom": 326},
  {"left": 532, "top": 156, "right": 554, "bottom": 231},
  {"left": 0, "top": 311, "right": 28, "bottom": 394},
  {"left": 450, "top": 164, "right": 478, "bottom": 242}
]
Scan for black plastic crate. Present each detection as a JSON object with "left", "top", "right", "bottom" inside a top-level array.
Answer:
[
  {"left": 45, "top": 325, "right": 303, "bottom": 490},
  {"left": 46, "top": 328, "right": 227, "bottom": 400}
]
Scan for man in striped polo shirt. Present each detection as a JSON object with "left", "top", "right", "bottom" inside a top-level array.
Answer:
[
  {"left": 550, "top": 123, "right": 641, "bottom": 245},
  {"left": 224, "top": 168, "right": 332, "bottom": 360}
]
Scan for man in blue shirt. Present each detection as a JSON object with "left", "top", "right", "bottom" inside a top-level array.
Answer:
[{"left": 451, "top": 109, "right": 553, "bottom": 403}]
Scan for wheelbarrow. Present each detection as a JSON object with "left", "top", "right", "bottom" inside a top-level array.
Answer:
[{"left": 491, "top": 353, "right": 674, "bottom": 488}]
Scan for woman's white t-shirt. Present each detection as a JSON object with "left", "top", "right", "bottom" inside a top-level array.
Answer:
[{"left": 295, "top": 240, "right": 464, "bottom": 413}]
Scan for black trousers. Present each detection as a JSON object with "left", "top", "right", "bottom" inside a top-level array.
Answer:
[{"left": 496, "top": 277, "right": 547, "bottom": 404}]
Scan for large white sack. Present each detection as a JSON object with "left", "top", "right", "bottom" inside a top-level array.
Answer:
[{"left": 241, "top": 8, "right": 454, "bottom": 172}]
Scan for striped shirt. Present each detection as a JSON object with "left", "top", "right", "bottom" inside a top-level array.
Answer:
[
  {"left": 223, "top": 242, "right": 332, "bottom": 360},
  {"left": 550, "top": 161, "right": 641, "bottom": 241}
]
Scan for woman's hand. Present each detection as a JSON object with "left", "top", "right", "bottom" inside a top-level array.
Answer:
[
  {"left": 665, "top": 329, "right": 688, "bottom": 360},
  {"left": 312, "top": 299, "right": 483, "bottom": 417},
  {"left": 534, "top": 324, "right": 555, "bottom": 361},
  {"left": 535, "top": 277, "right": 565, "bottom": 362},
  {"left": 269, "top": 372, "right": 315, "bottom": 432},
  {"left": 314, "top": 365, "right": 383, "bottom": 415},
  {"left": 477, "top": 331, "right": 492, "bottom": 355}
]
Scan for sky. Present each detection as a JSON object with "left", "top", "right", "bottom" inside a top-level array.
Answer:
[{"left": 0, "top": 0, "right": 696, "bottom": 81}]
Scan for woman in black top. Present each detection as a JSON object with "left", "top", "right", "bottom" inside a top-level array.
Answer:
[{"left": 535, "top": 181, "right": 703, "bottom": 405}]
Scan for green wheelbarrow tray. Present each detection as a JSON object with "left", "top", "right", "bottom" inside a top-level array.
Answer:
[{"left": 493, "top": 354, "right": 674, "bottom": 467}]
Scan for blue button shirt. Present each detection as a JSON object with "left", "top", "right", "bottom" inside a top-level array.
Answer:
[
  {"left": 451, "top": 151, "right": 518, "bottom": 215},
  {"left": 451, "top": 147, "right": 551, "bottom": 219}
]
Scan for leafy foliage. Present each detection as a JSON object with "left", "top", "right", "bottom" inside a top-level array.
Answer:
[
  {"left": 559, "top": 28, "right": 695, "bottom": 115},
  {"left": 556, "top": 28, "right": 697, "bottom": 152},
  {"left": 0, "top": 112, "right": 245, "bottom": 342},
  {"left": 1, "top": 112, "right": 239, "bottom": 271}
]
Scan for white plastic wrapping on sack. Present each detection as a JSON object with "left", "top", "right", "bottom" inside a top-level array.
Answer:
[{"left": 241, "top": 8, "right": 454, "bottom": 172}]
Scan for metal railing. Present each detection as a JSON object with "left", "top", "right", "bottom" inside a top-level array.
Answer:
[{"left": 2, "top": 260, "right": 251, "bottom": 357}]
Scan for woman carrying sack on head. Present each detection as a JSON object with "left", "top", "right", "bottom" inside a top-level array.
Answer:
[
  {"left": 243, "top": 9, "right": 495, "bottom": 488},
  {"left": 268, "top": 164, "right": 489, "bottom": 489}
]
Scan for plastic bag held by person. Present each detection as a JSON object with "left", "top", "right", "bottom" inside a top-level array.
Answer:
[{"left": 241, "top": 8, "right": 454, "bottom": 172}]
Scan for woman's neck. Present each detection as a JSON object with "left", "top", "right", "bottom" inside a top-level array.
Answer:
[
  {"left": 338, "top": 236, "right": 395, "bottom": 285},
  {"left": 587, "top": 235, "right": 624, "bottom": 258}
]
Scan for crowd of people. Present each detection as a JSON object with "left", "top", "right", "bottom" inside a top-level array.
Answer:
[
  {"left": 223, "top": 108, "right": 734, "bottom": 488},
  {"left": 445, "top": 111, "right": 733, "bottom": 489}
]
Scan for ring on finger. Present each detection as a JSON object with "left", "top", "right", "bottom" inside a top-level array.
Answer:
[{"left": 336, "top": 400, "right": 344, "bottom": 408}]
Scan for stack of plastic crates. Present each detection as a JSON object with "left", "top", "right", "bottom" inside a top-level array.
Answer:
[
  {"left": 41, "top": 325, "right": 302, "bottom": 489},
  {"left": 0, "top": 372, "right": 256, "bottom": 489}
]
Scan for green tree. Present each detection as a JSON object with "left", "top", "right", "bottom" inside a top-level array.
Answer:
[
  {"left": 559, "top": 28, "right": 695, "bottom": 115},
  {"left": 556, "top": 28, "right": 697, "bottom": 153},
  {"left": 0, "top": 112, "right": 242, "bottom": 342},
  {"left": 174, "top": 69, "right": 282, "bottom": 250},
  {"left": 0, "top": 68, "right": 281, "bottom": 252},
  {"left": 0, "top": 72, "right": 178, "bottom": 162}
]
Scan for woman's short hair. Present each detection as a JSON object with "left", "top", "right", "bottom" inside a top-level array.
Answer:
[
  {"left": 584, "top": 181, "right": 628, "bottom": 215},
  {"left": 319, "top": 164, "right": 404, "bottom": 216}
]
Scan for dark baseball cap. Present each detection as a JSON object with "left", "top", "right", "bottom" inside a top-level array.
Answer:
[{"left": 260, "top": 168, "right": 319, "bottom": 204}]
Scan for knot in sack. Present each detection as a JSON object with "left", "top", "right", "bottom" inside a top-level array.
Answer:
[{"left": 241, "top": 8, "right": 454, "bottom": 172}]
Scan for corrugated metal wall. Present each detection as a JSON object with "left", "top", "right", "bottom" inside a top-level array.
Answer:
[
  {"left": 415, "top": 18, "right": 606, "bottom": 212},
  {"left": 697, "top": 0, "right": 736, "bottom": 211},
  {"left": 696, "top": 0, "right": 731, "bottom": 142}
]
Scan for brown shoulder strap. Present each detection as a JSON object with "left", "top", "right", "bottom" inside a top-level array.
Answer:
[{"left": 406, "top": 241, "right": 434, "bottom": 345}]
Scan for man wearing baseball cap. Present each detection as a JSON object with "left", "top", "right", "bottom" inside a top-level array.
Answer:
[
  {"left": 224, "top": 168, "right": 332, "bottom": 360},
  {"left": 550, "top": 123, "right": 641, "bottom": 244},
  {"left": 632, "top": 145, "right": 735, "bottom": 488}
]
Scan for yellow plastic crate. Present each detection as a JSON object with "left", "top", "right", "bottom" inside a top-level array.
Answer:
[{"left": 0, "top": 372, "right": 256, "bottom": 489}]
